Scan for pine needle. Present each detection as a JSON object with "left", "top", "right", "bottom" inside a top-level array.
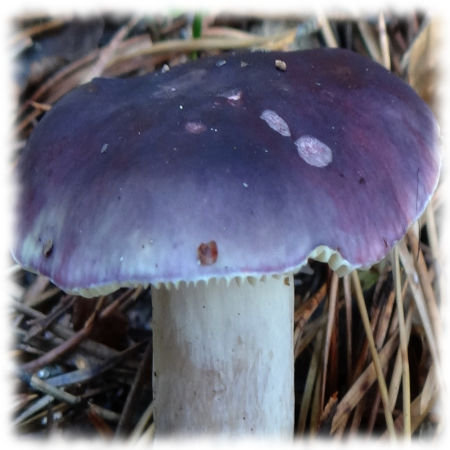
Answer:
[
  {"left": 351, "top": 271, "right": 396, "bottom": 439},
  {"left": 397, "top": 240, "right": 444, "bottom": 393},
  {"left": 392, "top": 246, "right": 411, "bottom": 438},
  {"left": 321, "top": 273, "right": 339, "bottom": 409}
]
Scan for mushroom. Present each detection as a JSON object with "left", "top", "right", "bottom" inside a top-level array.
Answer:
[{"left": 13, "top": 48, "right": 440, "bottom": 436}]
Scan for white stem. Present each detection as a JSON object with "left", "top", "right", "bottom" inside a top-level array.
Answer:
[{"left": 151, "top": 274, "right": 294, "bottom": 436}]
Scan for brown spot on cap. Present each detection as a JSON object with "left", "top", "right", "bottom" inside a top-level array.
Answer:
[{"left": 197, "top": 241, "right": 218, "bottom": 266}]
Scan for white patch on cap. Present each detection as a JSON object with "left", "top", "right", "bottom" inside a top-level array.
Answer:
[
  {"left": 226, "top": 90, "right": 241, "bottom": 101},
  {"left": 219, "top": 88, "right": 242, "bottom": 101},
  {"left": 185, "top": 121, "right": 207, "bottom": 134},
  {"left": 295, "top": 135, "right": 333, "bottom": 168},
  {"left": 218, "top": 88, "right": 243, "bottom": 107},
  {"left": 260, "top": 110, "right": 291, "bottom": 137}
]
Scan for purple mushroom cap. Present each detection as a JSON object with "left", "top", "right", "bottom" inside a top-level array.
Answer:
[{"left": 13, "top": 48, "right": 440, "bottom": 296}]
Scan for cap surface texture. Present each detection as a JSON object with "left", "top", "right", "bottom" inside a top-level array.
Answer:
[{"left": 14, "top": 48, "right": 440, "bottom": 295}]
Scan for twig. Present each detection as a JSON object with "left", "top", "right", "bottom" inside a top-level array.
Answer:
[
  {"left": 87, "top": 405, "right": 114, "bottom": 438},
  {"left": 107, "top": 28, "right": 298, "bottom": 68},
  {"left": 309, "top": 352, "right": 324, "bottom": 435},
  {"left": 321, "top": 273, "right": 338, "bottom": 409},
  {"left": 343, "top": 274, "right": 352, "bottom": 383},
  {"left": 130, "top": 401, "right": 154, "bottom": 442},
  {"left": 331, "top": 329, "right": 399, "bottom": 434},
  {"left": 25, "top": 295, "right": 77, "bottom": 341},
  {"left": 17, "top": 49, "right": 100, "bottom": 123},
  {"left": 11, "top": 18, "right": 66, "bottom": 45},
  {"left": 357, "top": 20, "right": 382, "bottom": 63},
  {"left": 30, "top": 101, "right": 52, "bottom": 112},
  {"left": 316, "top": 13, "right": 338, "bottom": 48},
  {"left": 319, "top": 392, "right": 338, "bottom": 430},
  {"left": 12, "top": 300, "right": 120, "bottom": 360},
  {"left": 406, "top": 229, "right": 442, "bottom": 340},
  {"left": 13, "top": 393, "right": 38, "bottom": 413},
  {"left": 388, "top": 288, "right": 412, "bottom": 415},
  {"left": 351, "top": 271, "right": 396, "bottom": 439},
  {"left": 405, "top": 365, "right": 438, "bottom": 434},
  {"left": 297, "top": 329, "right": 323, "bottom": 433},
  {"left": 99, "top": 289, "right": 136, "bottom": 319},
  {"left": 28, "top": 374, "right": 80, "bottom": 405},
  {"left": 366, "top": 391, "right": 381, "bottom": 434},
  {"left": 23, "top": 275, "right": 49, "bottom": 306},
  {"left": 295, "top": 314, "right": 328, "bottom": 359},
  {"left": 397, "top": 240, "right": 443, "bottom": 386},
  {"left": 378, "top": 12, "right": 391, "bottom": 70},
  {"left": 83, "top": 15, "right": 140, "bottom": 82},
  {"left": 14, "top": 394, "right": 54, "bottom": 425},
  {"left": 374, "top": 289, "right": 396, "bottom": 349},
  {"left": 115, "top": 339, "right": 153, "bottom": 436},
  {"left": 88, "top": 402, "right": 121, "bottom": 422},
  {"left": 294, "top": 282, "right": 327, "bottom": 326},
  {"left": 385, "top": 364, "right": 438, "bottom": 436},
  {"left": 203, "top": 26, "right": 266, "bottom": 39},
  {"left": 43, "top": 341, "right": 145, "bottom": 388},
  {"left": 392, "top": 246, "right": 411, "bottom": 438},
  {"left": 136, "top": 422, "right": 155, "bottom": 443},
  {"left": 294, "top": 282, "right": 327, "bottom": 358},
  {"left": 425, "top": 203, "right": 440, "bottom": 267},
  {"left": 19, "top": 297, "right": 104, "bottom": 373}
]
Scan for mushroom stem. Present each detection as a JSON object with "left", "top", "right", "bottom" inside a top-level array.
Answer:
[{"left": 151, "top": 274, "right": 294, "bottom": 436}]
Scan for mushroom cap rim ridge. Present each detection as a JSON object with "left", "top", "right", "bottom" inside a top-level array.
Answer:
[{"left": 12, "top": 240, "right": 409, "bottom": 298}]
